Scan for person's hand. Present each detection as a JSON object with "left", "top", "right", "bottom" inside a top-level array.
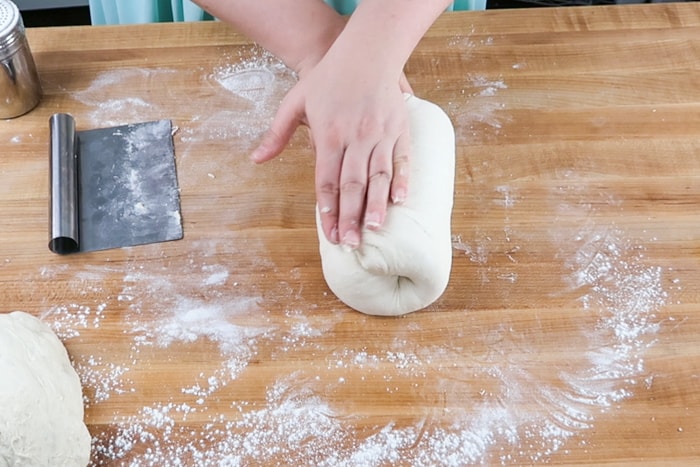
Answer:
[
  {"left": 202, "top": 0, "right": 450, "bottom": 248},
  {"left": 251, "top": 55, "right": 412, "bottom": 250}
]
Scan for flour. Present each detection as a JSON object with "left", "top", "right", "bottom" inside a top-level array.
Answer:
[
  {"left": 445, "top": 31, "right": 510, "bottom": 143},
  {"left": 31, "top": 180, "right": 675, "bottom": 466},
  {"left": 119, "top": 258, "right": 271, "bottom": 387},
  {"left": 72, "top": 68, "right": 175, "bottom": 127},
  {"left": 452, "top": 233, "right": 490, "bottom": 265},
  {"left": 93, "top": 378, "right": 349, "bottom": 466},
  {"left": 180, "top": 49, "right": 296, "bottom": 149},
  {"left": 447, "top": 77, "right": 509, "bottom": 143},
  {"left": 202, "top": 264, "right": 229, "bottom": 286},
  {"left": 215, "top": 67, "right": 277, "bottom": 104},
  {"left": 43, "top": 303, "right": 106, "bottom": 340},
  {"left": 35, "top": 215, "right": 675, "bottom": 466},
  {"left": 495, "top": 185, "right": 518, "bottom": 209},
  {"left": 447, "top": 26, "right": 477, "bottom": 56},
  {"left": 441, "top": 189, "right": 671, "bottom": 464},
  {"left": 70, "top": 55, "right": 295, "bottom": 160},
  {"left": 39, "top": 42, "right": 679, "bottom": 465},
  {"left": 562, "top": 225, "right": 666, "bottom": 408},
  {"left": 471, "top": 75, "right": 508, "bottom": 97},
  {"left": 329, "top": 345, "right": 432, "bottom": 382},
  {"left": 72, "top": 355, "right": 134, "bottom": 408}
]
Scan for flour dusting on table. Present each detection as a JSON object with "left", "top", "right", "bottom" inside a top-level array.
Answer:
[
  {"left": 72, "top": 355, "right": 134, "bottom": 408},
  {"left": 33, "top": 214, "right": 676, "bottom": 466},
  {"left": 447, "top": 75, "right": 509, "bottom": 144},
  {"left": 445, "top": 32, "right": 510, "bottom": 143},
  {"left": 40, "top": 42, "right": 681, "bottom": 465},
  {"left": 72, "top": 68, "right": 177, "bottom": 127},
  {"left": 180, "top": 48, "right": 296, "bottom": 149},
  {"left": 70, "top": 48, "right": 295, "bottom": 158}
]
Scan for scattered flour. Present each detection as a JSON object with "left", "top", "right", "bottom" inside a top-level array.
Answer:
[
  {"left": 495, "top": 185, "right": 518, "bottom": 209},
  {"left": 69, "top": 49, "right": 296, "bottom": 172},
  {"left": 32, "top": 42, "right": 678, "bottom": 465},
  {"left": 452, "top": 233, "right": 490, "bottom": 265},
  {"left": 42, "top": 303, "right": 107, "bottom": 340},
  {"left": 116, "top": 251, "right": 272, "bottom": 389},
  {"left": 202, "top": 265, "right": 229, "bottom": 286},
  {"left": 445, "top": 31, "right": 510, "bottom": 143},
  {"left": 38, "top": 216, "right": 672, "bottom": 466},
  {"left": 180, "top": 48, "right": 296, "bottom": 150},
  {"left": 72, "top": 355, "right": 135, "bottom": 408},
  {"left": 446, "top": 75, "right": 509, "bottom": 143},
  {"left": 72, "top": 68, "right": 177, "bottom": 127}
]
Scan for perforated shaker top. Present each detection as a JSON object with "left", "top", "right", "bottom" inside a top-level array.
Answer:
[{"left": 0, "top": 0, "right": 20, "bottom": 40}]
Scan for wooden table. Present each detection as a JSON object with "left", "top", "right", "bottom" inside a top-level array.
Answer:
[{"left": 2, "top": 3, "right": 699, "bottom": 464}]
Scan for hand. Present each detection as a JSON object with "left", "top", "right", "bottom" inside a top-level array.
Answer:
[
  {"left": 206, "top": 0, "right": 449, "bottom": 248},
  {"left": 251, "top": 58, "right": 412, "bottom": 250}
]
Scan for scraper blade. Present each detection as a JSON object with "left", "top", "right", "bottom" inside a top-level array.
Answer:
[{"left": 49, "top": 114, "right": 183, "bottom": 254}]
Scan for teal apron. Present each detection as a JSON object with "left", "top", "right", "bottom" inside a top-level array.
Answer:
[
  {"left": 88, "top": 0, "right": 485, "bottom": 25},
  {"left": 89, "top": 0, "right": 214, "bottom": 25}
]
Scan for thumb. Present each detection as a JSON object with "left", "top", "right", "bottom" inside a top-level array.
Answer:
[{"left": 251, "top": 93, "right": 304, "bottom": 164}]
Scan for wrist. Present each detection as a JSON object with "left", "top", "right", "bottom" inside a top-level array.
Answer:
[{"left": 290, "top": 18, "right": 347, "bottom": 78}]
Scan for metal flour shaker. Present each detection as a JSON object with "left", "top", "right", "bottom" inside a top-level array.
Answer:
[{"left": 0, "top": 0, "right": 41, "bottom": 118}]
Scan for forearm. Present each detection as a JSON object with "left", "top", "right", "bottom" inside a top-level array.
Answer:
[
  {"left": 192, "top": 0, "right": 345, "bottom": 74},
  {"left": 328, "top": 0, "right": 453, "bottom": 82}
]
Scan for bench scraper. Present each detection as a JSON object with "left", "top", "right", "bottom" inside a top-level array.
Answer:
[{"left": 48, "top": 113, "right": 183, "bottom": 254}]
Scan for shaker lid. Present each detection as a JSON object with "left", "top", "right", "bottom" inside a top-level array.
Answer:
[{"left": 0, "top": 0, "right": 20, "bottom": 39}]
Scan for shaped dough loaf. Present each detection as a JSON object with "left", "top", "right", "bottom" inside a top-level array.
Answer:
[
  {"left": 0, "top": 311, "right": 91, "bottom": 466},
  {"left": 317, "top": 94, "right": 455, "bottom": 316}
]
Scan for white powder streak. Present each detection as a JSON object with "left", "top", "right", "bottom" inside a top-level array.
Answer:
[
  {"left": 37, "top": 40, "right": 676, "bottom": 464},
  {"left": 73, "top": 355, "right": 134, "bottom": 408},
  {"left": 38, "top": 217, "right": 670, "bottom": 466},
  {"left": 30, "top": 182, "right": 673, "bottom": 466},
  {"left": 72, "top": 68, "right": 177, "bottom": 127},
  {"left": 43, "top": 303, "right": 106, "bottom": 340},
  {"left": 446, "top": 75, "right": 509, "bottom": 143},
  {"left": 179, "top": 48, "right": 296, "bottom": 149},
  {"left": 120, "top": 256, "right": 273, "bottom": 391}
]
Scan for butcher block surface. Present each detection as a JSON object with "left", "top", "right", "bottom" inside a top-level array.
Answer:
[{"left": 2, "top": 3, "right": 700, "bottom": 464}]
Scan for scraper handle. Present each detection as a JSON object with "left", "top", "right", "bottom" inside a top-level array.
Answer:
[{"left": 48, "top": 113, "right": 79, "bottom": 254}]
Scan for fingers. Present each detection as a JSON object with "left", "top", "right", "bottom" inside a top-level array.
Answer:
[
  {"left": 251, "top": 92, "right": 304, "bottom": 164},
  {"left": 363, "top": 126, "right": 411, "bottom": 230},
  {"left": 316, "top": 131, "right": 410, "bottom": 250},
  {"left": 390, "top": 130, "right": 410, "bottom": 205},
  {"left": 363, "top": 140, "right": 394, "bottom": 231},
  {"left": 315, "top": 140, "right": 343, "bottom": 246},
  {"left": 264, "top": 78, "right": 412, "bottom": 249},
  {"left": 336, "top": 141, "right": 372, "bottom": 250}
]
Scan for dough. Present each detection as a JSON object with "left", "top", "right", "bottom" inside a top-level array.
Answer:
[
  {"left": 0, "top": 311, "right": 91, "bottom": 466},
  {"left": 316, "top": 94, "right": 455, "bottom": 316}
]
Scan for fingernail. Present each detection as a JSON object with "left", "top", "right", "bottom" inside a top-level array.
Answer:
[
  {"left": 341, "top": 230, "right": 360, "bottom": 252},
  {"left": 330, "top": 225, "right": 339, "bottom": 244},
  {"left": 320, "top": 206, "right": 332, "bottom": 215},
  {"left": 250, "top": 145, "right": 270, "bottom": 163},
  {"left": 364, "top": 212, "right": 382, "bottom": 230},
  {"left": 250, "top": 149, "right": 263, "bottom": 162},
  {"left": 392, "top": 188, "right": 407, "bottom": 204}
]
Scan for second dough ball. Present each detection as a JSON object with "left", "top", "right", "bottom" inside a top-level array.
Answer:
[
  {"left": 0, "top": 311, "right": 91, "bottom": 466},
  {"left": 317, "top": 94, "right": 455, "bottom": 316}
]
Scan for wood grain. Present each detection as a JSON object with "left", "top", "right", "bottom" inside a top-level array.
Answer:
[{"left": 1, "top": 3, "right": 699, "bottom": 464}]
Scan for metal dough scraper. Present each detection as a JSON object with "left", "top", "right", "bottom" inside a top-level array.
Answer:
[{"left": 48, "top": 113, "right": 183, "bottom": 254}]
